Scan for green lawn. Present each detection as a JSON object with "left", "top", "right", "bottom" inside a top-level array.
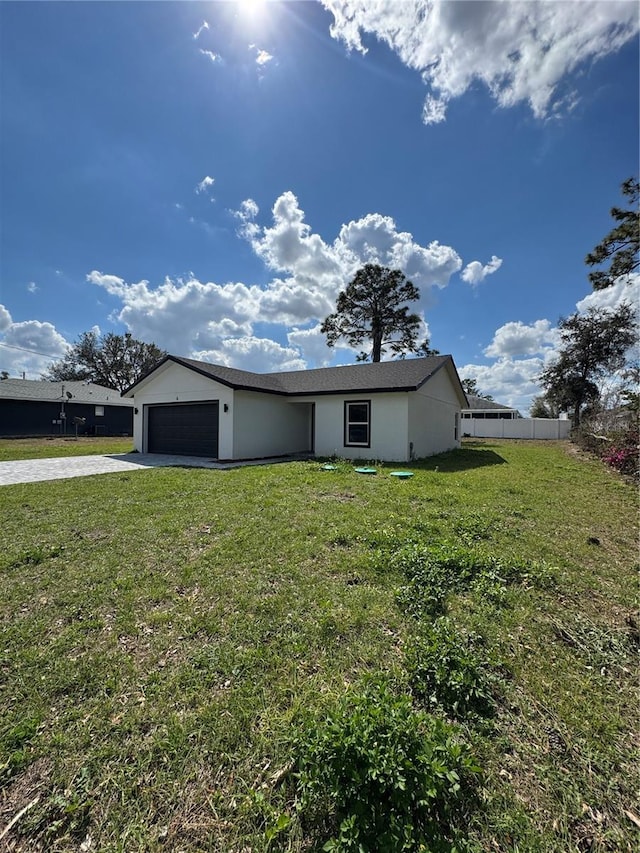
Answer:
[
  {"left": 1, "top": 440, "right": 638, "bottom": 852},
  {"left": 0, "top": 436, "right": 134, "bottom": 461}
]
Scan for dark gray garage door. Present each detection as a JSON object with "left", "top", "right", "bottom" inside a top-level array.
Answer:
[{"left": 147, "top": 402, "right": 219, "bottom": 457}]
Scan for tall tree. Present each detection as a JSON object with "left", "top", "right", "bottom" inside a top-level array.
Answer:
[
  {"left": 537, "top": 304, "right": 637, "bottom": 428},
  {"left": 461, "top": 377, "right": 494, "bottom": 401},
  {"left": 43, "top": 331, "right": 167, "bottom": 392},
  {"left": 529, "top": 395, "right": 559, "bottom": 418},
  {"left": 586, "top": 177, "right": 639, "bottom": 290},
  {"left": 321, "top": 264, "right": 423, "bottom": 362}
]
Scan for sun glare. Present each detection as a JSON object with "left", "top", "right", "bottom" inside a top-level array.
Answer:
[{"left": 236, "top": 0, "right": 269, "bottom": 23}]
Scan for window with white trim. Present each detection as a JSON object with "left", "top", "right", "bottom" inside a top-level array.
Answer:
[
  {"left": 344, "top": 400, "right": 370, "bottom": 447},
  {"left": 95, "top": 405, "right": 104, "bottom": 416}
]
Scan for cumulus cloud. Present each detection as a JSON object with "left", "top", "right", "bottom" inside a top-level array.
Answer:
[
  {"left": 232, "top": 198, "right": 261, "bottom": 239},
  {"left": 0, "top": 306, "right": 70, "bottom": 378},
  {"left": 576, "top": 274, "right": 640, "bottom": 316},
  {"left": 193, "top": 337, "right": 305, "bottom": 373},
  {"left": 484, "top": 319, "right": 559, "bottom": 358},
  {"left": 458, "top": 357, "right": 544, "bottom": 413},
  {"left": 0, "top": 304, "right": 11, "bottom": 332},
  {"left": 287, "top": 324, "right": 342, "bottom": 367},
  {"left": 461, "top": 255, "right": 503, "bottom": 287},
  {"left": 27, "top": 281, "right": 38, "bottom": 293},
  {"left": 86, "top": 190, "right": 484, "bottom": 371},
  {"left": 321, "top": 0, "right": 639, "bottom": 124},
  {"left": 195, "top": 175, "right": 215, "bottom": 195},
  {"left": 243, "top": 191, "right": 463, "bottom": 308}
]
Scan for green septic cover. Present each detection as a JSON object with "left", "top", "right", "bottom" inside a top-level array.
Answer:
[
  {"left": 354, "top": 467, "right": 377, "bottom": 474},
  {"left": 390, "top": 471, "right": 414, "bottom": 479}
]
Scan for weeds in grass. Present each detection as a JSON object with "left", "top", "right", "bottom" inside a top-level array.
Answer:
[
  {"left": 390, "top": 543, "right": 556, "bottom": 619},
  {"left": 404, "top": 620, "right": 501, "bottom": 724},
  {"left": 1, "top": 440, "right": 638, "bottom": 851},
  {"left": 294, "top": 677, "right": 481, "bottom": 853},
  {"left": 20, "top": 766, "right": 93, "bottom": 849},
  {"left": 551, "top": 613, "right": 638, "bottom": 675}
]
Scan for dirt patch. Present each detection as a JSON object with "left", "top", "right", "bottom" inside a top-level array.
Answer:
[
  {"left": 317, "top": 491, "right": 357, "bottom": 503},
  {"left": 0, "top": 758, "right": 52, "bottom": 851}
]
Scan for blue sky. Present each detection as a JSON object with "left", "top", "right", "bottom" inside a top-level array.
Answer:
[{"left": 1, "top": 0, "right": 638, "bottom": 412}]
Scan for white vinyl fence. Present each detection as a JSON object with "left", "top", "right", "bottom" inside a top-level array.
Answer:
[{"left": 462, "top": 418, "right": 571, "bottom": 440}]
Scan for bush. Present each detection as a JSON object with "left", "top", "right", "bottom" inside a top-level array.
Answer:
[
  {"left": 295, "top": 679, "right": 481, "bottom": 852},
  {"left": 573, "top": 423, "right": 639, "bottom": 481},
  {"left": 602, "top": 426, "right": 639, "bottom": 478}
]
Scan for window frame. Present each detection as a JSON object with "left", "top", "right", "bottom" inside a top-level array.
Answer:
[
  {"left": 344, "top": 399, "right": 371, "bottom": 448},
  {"left": 95, "top": 405, "right": 105, "bottom": 417}
]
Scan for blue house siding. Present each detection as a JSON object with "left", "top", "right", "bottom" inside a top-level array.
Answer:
[{"left": 0, "top": 399, "right": 133, "bottom": 437}]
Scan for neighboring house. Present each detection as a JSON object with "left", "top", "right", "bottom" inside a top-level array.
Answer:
[
  {"left": 461, "top": 395, "right": 521, "bottom": 420},
  {"left": 0, "top": 379, "right": 134, "bottom": 437},
  {"left": 122, "top": 354, "right": 467, "bottom": 462}
]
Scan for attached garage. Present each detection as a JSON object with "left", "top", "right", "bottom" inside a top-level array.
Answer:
[
  {"left": 147, "top": 401, "right": 219, "bottom": 457},
  {"left": 125, "top": 354, "right": 467, "bottom": 462}
]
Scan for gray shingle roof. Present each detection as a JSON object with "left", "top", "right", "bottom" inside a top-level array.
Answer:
[
  {"left": 0, "top": 379, "right": 134, "bottom": 406},
  {"left": 125, "top": 354, "right": 458, "bottom": 397},
  {"left": 463, "top": 395, "right": 517, "bottom": 412}
]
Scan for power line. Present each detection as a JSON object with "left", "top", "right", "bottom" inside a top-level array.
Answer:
[{"left": 0, "top": 341, "right": 65, "bottom": 360}]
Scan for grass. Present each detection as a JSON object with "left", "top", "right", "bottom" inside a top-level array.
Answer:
[
  {"left": 0, "top": 436, "right": 134, "bottom": 461},
  {"left": 0, "top": 439, "right": 638, "bottom": 851}
]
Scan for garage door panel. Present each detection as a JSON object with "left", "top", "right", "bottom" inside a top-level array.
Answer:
[{"left": 147, "top": 402, "right": 219, "bottom": 457}]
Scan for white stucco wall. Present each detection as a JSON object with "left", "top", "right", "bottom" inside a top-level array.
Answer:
[
  {"left": 127, "top": 361, "right": 234, "bottom": 457},
  {"left": 301, "top": 393, "right": 409, "bottom": 461},
  {"left": 408, "top": 365, "right": 461, "bottom": 458},
  {"left": 232, "top": 391, "right": 311, "bottom": 458}
]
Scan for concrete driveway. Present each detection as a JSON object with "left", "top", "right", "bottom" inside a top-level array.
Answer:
[{"left": 0, "top": 452, "right": 304, "bottom": 486}]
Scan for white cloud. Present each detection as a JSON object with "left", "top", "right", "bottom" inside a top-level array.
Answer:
[
  {"left": 27, "top": 281, "right": 38, "bottom": 293},
  {"left": 576, "top": 274, "right": 640, "bottom": 316},
  {"left": 458, "top": 357, "right": 544, "bottom": 413},
  {"left": 0, "top": 304, "right": 12, "bottom": 332},
  {"left": 195, "top": 175, "right": 215, "bottom": 195},
  {"left": 484, "top": 319, "right": 559, "bottom": 358},
  {"left": 322, "top": 0, "right": 639, "bottom": 124},
  {"left": 0, "top": 308, "right": 70, "bottom": 378},
  {"left": 193, "top": 21, "right": 209, "bottom": 39},
  {"left": 193, "top": 20, "right": 210, "bottom": 40},
  {"left": 461, "top": 255, "right": 503, "bottom": 286},
  {"left": 193, "top": 337, "right": 305, "bottom": 373},
  {"left": 199, "top": 49, "right": 221, "bottom": 64},
  {"left": 287, "top": 324, "right": 338, "bottom": 367},
  {"left": 243, "top": 192, "right": 463, "bottom": 311},
  {"left": 249, "top": 43, "right": 274, "bottom": 66},
  {"left": 232, "top": 198, "right": 261, "bottom": 239},
  {"left": 86, "top": 190, "right": 488, "bottom": 370},
  {"left": 336, "top": 213, "right": 462, "bottom": 290}
]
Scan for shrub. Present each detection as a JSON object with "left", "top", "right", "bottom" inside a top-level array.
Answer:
[
  {"left": 602, "top": 426, "right": 639, "bottom": 478},
  {"left": 295, "top": 679, "right": 481, "bottom": 852}
]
